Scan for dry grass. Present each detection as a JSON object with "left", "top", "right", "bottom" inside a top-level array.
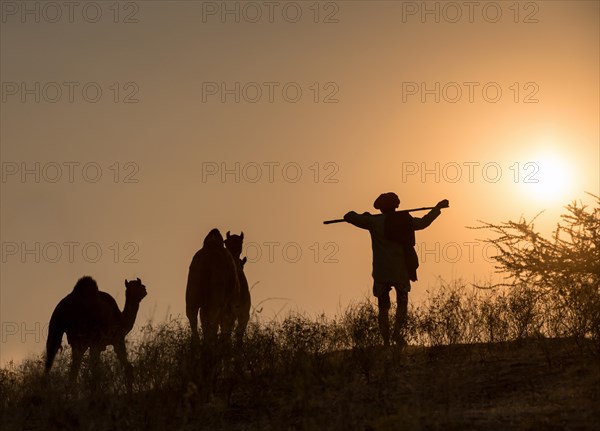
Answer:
[{"left": 1, "top": 279, "right": 599, "bottom": 431}]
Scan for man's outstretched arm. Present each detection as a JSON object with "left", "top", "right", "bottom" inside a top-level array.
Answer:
[
  {"left": 344, "top": 211, "right": 374, "bottom": 230},
  {"left": 412, "top": 199, "right": 449, "bottom": 231}
]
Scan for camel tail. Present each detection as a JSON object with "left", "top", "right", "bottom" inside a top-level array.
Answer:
[{"left": 45, "top": 307, "right": 64, "bottom": 373}]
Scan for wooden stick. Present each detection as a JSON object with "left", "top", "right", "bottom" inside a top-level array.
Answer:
[{"left": 323, "top": 206, "right": 437, "bottom": 225}]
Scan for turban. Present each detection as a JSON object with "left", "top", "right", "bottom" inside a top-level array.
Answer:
[{"left": 373, "top": 192, "right": 400, "bottom": 210}]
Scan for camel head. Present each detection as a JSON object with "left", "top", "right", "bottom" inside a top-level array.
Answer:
[
  {"left": 225, "top": 231, "right": 244, "bottom": 260},
  {"left": 125, "top": 277, "right": 147, "bottom": 304}
]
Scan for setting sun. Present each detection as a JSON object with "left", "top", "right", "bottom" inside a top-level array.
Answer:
[
  {"left": 513, "top": 136, "right": 578, "bottom": 205},
  {"left": 519, "top": 148, "right": 575, "bottom": 205}
]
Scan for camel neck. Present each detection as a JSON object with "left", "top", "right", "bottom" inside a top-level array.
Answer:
[{"left": 122, "top": 301, "right": 140, "bottom": 334}]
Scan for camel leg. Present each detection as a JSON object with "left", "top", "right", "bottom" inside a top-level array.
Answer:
[
  {"left": 200, "top": 308, "right": 218, "bottom": 347},
  {"left": 186, "top": 303, "right": 201, "bottom": 346},
  {"left": 199, "top": 308, "right": 219, "bottom": 385},
  {"left": 114, "top": 340, "right": 133, "bottom": 393},
  {"left": 220, "top": 311, "right": 236, "bottom": 381},
  {"left": 69, "top": 346, "right": 84, "bottom": 383},
  {"left": 89, "top": 346, "right": 103, "bottom": 391},
  {"left": 220, "top": 311, "right": 235, "bottom": 356},
  {"left": 234, "top": 304, "right": 250, "bottom": 348}
]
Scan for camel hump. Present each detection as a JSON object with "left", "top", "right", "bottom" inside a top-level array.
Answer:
[
  {"left": 72, "top": 276, "right": 99, "bottom": 296},
  {"left": 203, "top": 228, "right": 224, "bottom": 249}
]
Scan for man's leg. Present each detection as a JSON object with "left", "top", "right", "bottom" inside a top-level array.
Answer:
[
  {"left": 393, "top": 282, "right": 410, "bottom": 346},
  {"left": 374, "top": 282, "right": 392, "bottom": 346}
]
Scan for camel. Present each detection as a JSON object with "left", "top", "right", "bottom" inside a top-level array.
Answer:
[
  {"left": 186, "top": 228, "right": 239, "bottom": 349},
  {"left": 45, "top": 276, "right": 147, "bottom": 390},
  {"left": 224, "top": 231, "right": 251, "bottom": 346}
]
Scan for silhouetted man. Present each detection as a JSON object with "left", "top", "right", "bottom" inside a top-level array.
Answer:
[{"left": 344, "top": 193, "right": 449, "bottom": 346}]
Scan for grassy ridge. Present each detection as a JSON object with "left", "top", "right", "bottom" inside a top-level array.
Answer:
[{"left": 1, "top": 279, "right": 599, "bottom": 430}]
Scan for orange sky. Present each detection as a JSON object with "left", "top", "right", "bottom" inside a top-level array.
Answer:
[{"left": 1, "top": 0, "right": 598, "bottom": 364}]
